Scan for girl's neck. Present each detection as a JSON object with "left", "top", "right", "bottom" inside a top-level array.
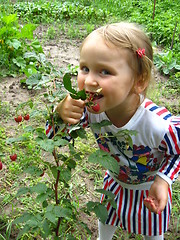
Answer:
[{"left": 105, "top": 94, "right": 141, "bottom": 128}]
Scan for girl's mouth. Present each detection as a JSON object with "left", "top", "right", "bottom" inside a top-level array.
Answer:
[{"left": 86, "top": 88, "right": 103, "bottom": 102}]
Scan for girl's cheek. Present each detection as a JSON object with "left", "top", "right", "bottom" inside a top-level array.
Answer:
[{"left": 77, "top": 76, "right": 85, "bottom": 90}]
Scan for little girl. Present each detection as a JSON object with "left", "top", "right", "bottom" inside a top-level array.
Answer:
[{"left": 46, "top": 22, "right": 180, "bottom": 239}]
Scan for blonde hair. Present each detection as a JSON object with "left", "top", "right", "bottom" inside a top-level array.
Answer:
[{"left": 81, "top": 22, "right": 153, "bottom": 97}]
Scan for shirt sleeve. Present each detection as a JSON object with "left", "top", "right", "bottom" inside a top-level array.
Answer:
[{"left": 157, "top": 118, "right": 180, "bottom": 185}]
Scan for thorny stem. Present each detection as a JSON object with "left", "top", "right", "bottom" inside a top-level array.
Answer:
[{"left": 51, "top": 108, "right": 62, "bottom": 237}]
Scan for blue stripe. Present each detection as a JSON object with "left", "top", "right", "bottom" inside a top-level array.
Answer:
[
  {"left": 106, "top": 206, "right": 114, "bottom": 224},
  {"left": 164, "top": 133, "right": 173, "bottom": 155},
  {"left": 159, "top": 145, "right": 166, "bottom": 151},
  {"left": 122, "top": 188, "right": 128, "bottom": 230},
  {"left": 115, "top": 217, "right": 120, "bottom": 226},
  {"left": 143, "top": 204, "right": 146, "bottom": 235},
  {"left": 164, "top": 155, "right": 179, "bottom": 175},
  {"left": 164, "top": 113, "right": 172, "bottom": 120},
  {"left": 163, "top": 206, "right": 167, "bottom": 233},
  {"left": 109, "top": 182, "right": 118, "bottom": 192},
  {"left": 104, "top": 174, "right": 110, "bottom": 182},
  {"left": 133, "top": 190, "right": 138, "bottom": 234},
  {"left": 149, "top": 106, "right": 158, "bottom": 111},
  {"left": 175, "top": 126, "right": 180, "bottom": 141}
]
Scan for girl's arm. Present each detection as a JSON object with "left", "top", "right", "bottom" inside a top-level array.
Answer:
[{"left": 144, "top": 121, "right": 180, "bottom": 213}]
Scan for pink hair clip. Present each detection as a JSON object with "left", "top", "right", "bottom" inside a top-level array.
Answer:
[{"left": 136, "top": 48, "right": 145, "bottom": 58}]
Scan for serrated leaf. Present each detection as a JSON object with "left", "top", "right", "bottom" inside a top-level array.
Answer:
[
  {"left": 90, "top": 120, "right": 112, "bottom": 130},
  {"left": 30, "top": 183, "right": 47, "bottom": 194},
  {"left": 8, "top": 39, "right": 21, "bottom": 49},
  {"left": 50, "top": 166, "right": 58, "bottom": 179},
  {"left": 54, "top": 138, "right": 69, "bottom": 147},
  {"left": 37, "top": 139, "right": 55, "bottom": 152},
  {"left": 36, "top": 193, "right": 49, "bottom": 203},
  {"left": 88, "top": 149, "right": 119, "bottom": 174},
  {"left": 16, "top": 187, "right": 29, "bottom": 196},
  {"left": 45, "top": 212, "right": 56, "bottom": 224},
  {"left": 54, "top": 206, "right": 72, "bottom": 218},
  {"left": 13, "top": 212, "right": 33, "bottom": 224},
  {"left": 25, "top": 166, "right": 41, "bottom": 176},
  {"left": 59, "top": 168, "right": 71, "bottom": 182},
  {"left": 17, "top": 225, "right": 31, "bottom": 240},
  {"left": 6, "top": 136, "right": 29, "bottom": 144},
  {"left": 26, "top": 73, "right": 42, "bottom": 87},
  {"left": 86, "top": 202, "right": 108, "bottom": 224},
  {"left": 95, "top": 189, "right": 115, "bottom": 199},
  {"left": 42, "top": 219, "right": 51, "bottom": 238},
  {"left": 67, "top": 159, "right": 76, "bottom": 169}
]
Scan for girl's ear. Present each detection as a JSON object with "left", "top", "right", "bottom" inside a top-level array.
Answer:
[{"left": 134, "top": 75, "right": 149, "bottom": 94}]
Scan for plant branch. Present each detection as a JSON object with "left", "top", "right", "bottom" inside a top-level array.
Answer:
[{"left": 51, "top": 108, "right": 62, "bottom": 237}]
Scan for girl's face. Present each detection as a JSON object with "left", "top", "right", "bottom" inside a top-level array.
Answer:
[{"left": 78, "top": 33, "right": 136, "bottom": 115}]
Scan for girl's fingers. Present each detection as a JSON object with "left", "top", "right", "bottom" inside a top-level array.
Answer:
[{"left": 144, "top": 197, "right": 159, "bottom": 214}]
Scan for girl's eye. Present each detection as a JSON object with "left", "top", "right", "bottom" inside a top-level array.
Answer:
[
  {"left": 101, "top": 69, "right": 110, "bottom": 75},
  {"left": 81, "top": 66, "right": 89, "bottom": 73}
]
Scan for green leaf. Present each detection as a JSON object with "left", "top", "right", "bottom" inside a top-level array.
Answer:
[
  {"left": 30, "top": 183, "right": 48, "bottom": 194},
  {"left": 26, "top": 73, "right": 42, "bottom": 87},
  {"left": 67, "top": 159, "right": 76, "bottom": 169},
  {"left": 31, "top": 39, "right": 44, "bottom": 53},
  {"left": 13, "top": 212, "right": 33, "bottom": 224},
  {"left": 54, "top": 206, "right": 72, "bottom": 218},
  {"left": 6, "top": 136, "right": 29, "bottom": 144},
  {"left": 17, "top": 225, "right": 31, "bottom": 240},
  {"left": 50, "top": 166, "right": 58, "bottom": 179},
  {"left": 77, "top": 89, "right": 87, "bottom": 100},
  {"left": 86, "top": 202, "right": 108, "bottom": 224},
  {"left": 63, "top": 73, "right": 76, "bottom": 94},
  {"left": 175, "top": 65, "right": 180, "bottom": 70},
  {"left": 95, "top": 189, "right": 117, "bottom": 209},
  {"left": 95, "top": 189, "right": 115, "bottom": 199},
  {"left": 13, "top": 57, "right": 26, "bottom": 69},
  {"left": 42, "top": 219, "right": 51, "bottom": 238},
  {"left": 37, "top": 139, "right": 55, "bottom": 152},
  {"left": 44, "top": 212, "right": 56, "bottom": 224},
  {"left": 16, "top": 187, "right": 29, "bottom": 196},
  {"left": 36, "top": 193, "right": 49, "bottom": 203},
  {"left": 2, "top": 14, "right": 17, "bottom": 25},
  {"left": 90, "top": 120, "right": 112, "bottom": 129},
  {"left": 7, "top": 39, "right": 21, "bottom": 49},
  {"left": 88, "top": 149, "right": 119, "bottom": 174},
  {"left": 59, "top": 168, "right": 72, "bottom": 182},
  {"left": 19, "top": 23, "right": 37, "bottom": 40}
]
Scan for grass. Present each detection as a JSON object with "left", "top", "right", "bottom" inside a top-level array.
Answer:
[{"left": 0, "top": 0, "right": 180, "bottom": 239}]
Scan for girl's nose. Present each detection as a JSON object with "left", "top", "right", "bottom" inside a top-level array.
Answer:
[{"left": 84, "top": 73, "right": 98, "bottom": 87}]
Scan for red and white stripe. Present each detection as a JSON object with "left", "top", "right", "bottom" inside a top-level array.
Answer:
[{"left": 100, "top": 173, "right": 172, "bottom": 236}]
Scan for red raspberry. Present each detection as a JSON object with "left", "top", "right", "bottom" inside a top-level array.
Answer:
[
  {"left": 24, "top": 114, "right": 30, "bottom": 121},
  {"left": 92, "top": 103, "right": 100, "bottom": 112},
  {"left": 0, "top": 161, "right": 2, "bottom": 170},
  {"left": 40, "top": 171, "right": 45, "bottom": 177},
  {"left": 10, "top": 154, "right": 17, "bottom": 161},
  {"left": 14, "top": 115, "right": 22, "bottom": 123}
]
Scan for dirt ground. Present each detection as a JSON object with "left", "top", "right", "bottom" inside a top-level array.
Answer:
[{"left": 0, "top": 28, "right": 180, "bottom": 239}]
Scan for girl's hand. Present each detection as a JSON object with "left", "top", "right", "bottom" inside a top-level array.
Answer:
[
  {"left": 56, "top": 94, "right": 85, "bottom": 124},
  {"left": 143, "top": 175, "right": 169, "bottom": 214}
]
